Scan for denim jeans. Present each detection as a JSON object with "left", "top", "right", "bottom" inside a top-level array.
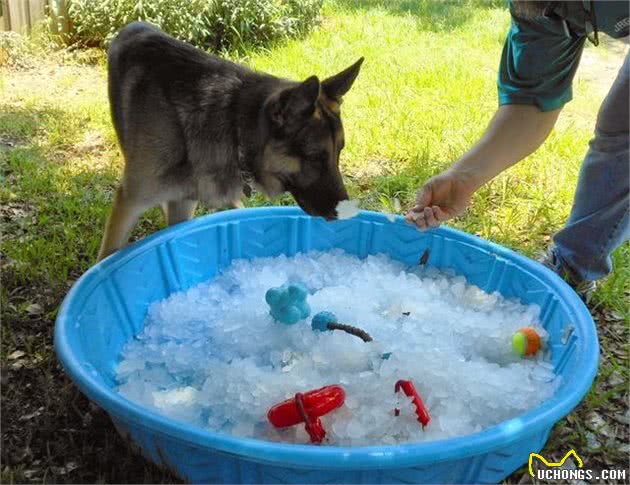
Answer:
[{"left": 553, "top": 53, "right": 630, "bottom": 282}]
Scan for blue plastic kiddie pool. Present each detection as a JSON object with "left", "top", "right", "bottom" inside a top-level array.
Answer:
[{"left": 54, "top": 207, "right": 598, "bottom": 484}]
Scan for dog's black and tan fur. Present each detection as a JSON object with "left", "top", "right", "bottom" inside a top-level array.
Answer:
[{"left": 98, "top": 22, "right": 363, "bottom": 260}]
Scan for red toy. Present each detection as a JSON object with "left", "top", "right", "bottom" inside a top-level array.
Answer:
[
  {"left": 394, "top": 379, "right": 431, "bottom": 428},
  {"left": 267, "top": 385, "right": 345, "bottom": 443}
]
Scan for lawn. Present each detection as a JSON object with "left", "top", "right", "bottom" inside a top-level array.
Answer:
[{"left": 1, "top": 0, "right": 628, "bottom": 483}]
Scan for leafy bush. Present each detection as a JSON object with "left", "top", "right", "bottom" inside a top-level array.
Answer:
[
  {"left": 0, "top": 32, "right": 39, "bottom": 68},
  {"left": 65, "top": 0, "right": 323, "bottom": 51},
  {"left": 209, "top": 0, "right": 322, "bottom": 51}
]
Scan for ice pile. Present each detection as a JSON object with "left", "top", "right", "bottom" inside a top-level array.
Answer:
[{"left": 116, "top": 251, "right": 558, "bottom": 446}]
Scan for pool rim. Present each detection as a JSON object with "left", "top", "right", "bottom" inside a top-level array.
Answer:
[{"left": 54, "top": 207, "right": 599, "bottom": 470}]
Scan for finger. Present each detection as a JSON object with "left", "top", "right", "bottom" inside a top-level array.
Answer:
[
  {"left": 406, "top": 209, "right": 421, "bottom": 221},
  {"left": 432, "top": 205, "right": 449, "bottom": 222},
  {"left": 415, "top": 186, "right": 432, "bottom": 209},
  {"left": 407, "top": 206, "right": 423, "bottom": 217},
  {"left": 424, "top": 206, "right": 438, "bottom": 227},
  {"left": 410, "top": 211, "right": 427, "bottom": 230}
]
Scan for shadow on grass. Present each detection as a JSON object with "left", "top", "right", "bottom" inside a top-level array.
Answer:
[
  {"left": 333, "top": 0, "right": 507, "bottom": 32},
  {"left": 1, "top": 102, "right": 160, "bottom": 285},
  {"left": 1, "top": 104, "right": 179, "bottom": 483}
]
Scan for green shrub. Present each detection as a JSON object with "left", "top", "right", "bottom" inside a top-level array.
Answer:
[
  {"left": 0, "top": 32, "right": 40, "bottom": 68},
  {"left": 209, "top": 0, "right": 322, "bottom": 51},
  {"left": 64, "top": 0, "right": 323, "bottom": 51}
]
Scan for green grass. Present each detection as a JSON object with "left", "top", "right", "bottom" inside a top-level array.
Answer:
[
  {"left": 1, "top": 1, "right": 628, "bottom": 483},
  {"left": 242, "top": 0, "right": 628, "bottom": 314}
]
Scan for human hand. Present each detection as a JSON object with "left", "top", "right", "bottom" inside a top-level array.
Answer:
[{"left": 405, "top": 170, "right": 477, "bottom": 230}]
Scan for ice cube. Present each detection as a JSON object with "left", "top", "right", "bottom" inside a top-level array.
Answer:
[{"left": 335, "top": 200, "right": 360, "bottom": 220}]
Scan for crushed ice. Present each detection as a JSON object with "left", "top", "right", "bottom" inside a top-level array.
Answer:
[{"left": 116, "top": 251, "right": 558, "bottom": 446}]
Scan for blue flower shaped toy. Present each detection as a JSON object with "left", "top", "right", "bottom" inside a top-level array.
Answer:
[{"left": 265, "top": 283, "right": 310, "bottom": 325}]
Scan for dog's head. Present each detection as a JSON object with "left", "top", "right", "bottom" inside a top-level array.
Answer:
[{"left": 260, "top": 58, "right": 364, "bottom": 219}]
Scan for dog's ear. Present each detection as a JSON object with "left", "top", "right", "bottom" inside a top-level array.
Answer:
[
  {"left": 322, "top": 57, "right": 364, "bottom": 101},
  {"left": 269, "top": 76, "right": 320, "bottom": 128}
]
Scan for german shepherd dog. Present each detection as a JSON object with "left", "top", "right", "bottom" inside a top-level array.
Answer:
[{"left": 98, "top": 22, "right": 363, "bottom": 260}]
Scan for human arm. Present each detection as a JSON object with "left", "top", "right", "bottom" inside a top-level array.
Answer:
[
  {"left": 405, "top": 104, "right": 560, "bottom": 228},
  {"left": 406, "top": 3, "right": 585, "bottom": 229}
]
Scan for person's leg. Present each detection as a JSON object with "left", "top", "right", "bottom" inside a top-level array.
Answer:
[{"left": 551, "top": 53, "right": 629, "bottom": 286}]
